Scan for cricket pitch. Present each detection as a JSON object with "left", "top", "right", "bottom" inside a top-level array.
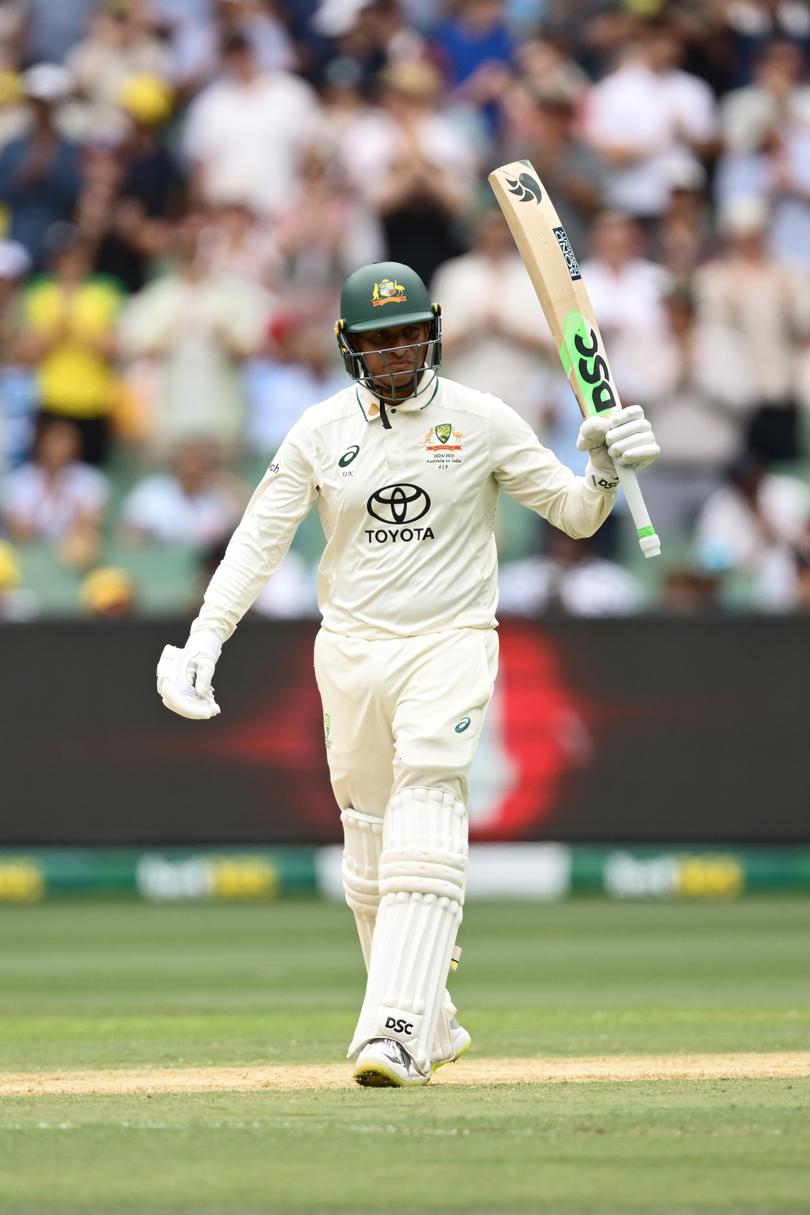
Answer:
[{"left": 3, "top": 1051, "right": 810, "bottom": 1096}]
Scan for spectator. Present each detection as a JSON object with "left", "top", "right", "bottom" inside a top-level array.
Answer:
[
  {"left": 1, "top": 415, "right": 108, "bottom": 569},
  {"left": 316, "top": 53, "right": 373, "bottom": 145},
  {"left": 17, "top": 232, "right": 122, "bottom": 465},
  {"left": 0, "top": 64, "right": 81, "bottom": 269},
  {"left": 330, "top": 0, "right": 428, "bottom": 90},
  {"left": 0, "top": 4, "right": 26, "bottom": 68},
  {"left": 695, "top": 195, "right": 810, "bottom": 462},
  {"left": 717, "top": 41, "right": 810, "bottom": 271},
  {"left": 253, "top": 547, "right": 319, "bottom": 617},
  {"left": 182, "top": 31, "right": 319, "bottom": 215},
  {"left": 65, "top": 1, "right": 172, "bottom": 143},
  {"left": 288, "top": 0, "right": 334, "bottom": 78},
  {"left": 583, "top": 19, "right": 716, "bottom": 222},
  {"left": 345, "top": 58, "right": 477, "bottom": 283},
  {"left": 431, "top": 208, "right": 555, "bottom": 430},
  {"left": 660, "top": 565, "right": 724, "bottom": 615},
  {"left": 563, "top": 5, "right": 640, "bottom": 78},
  {"left": 172, "top": 0, "right": 299, "bottom": 95},
  {"left": 721, "top": 0, "right": 810, "bottom": 88},
  {"left": 432, "top": 1, "right": 514, "bottom": 96},
  {"left": 0, "top": 239, "right": 36, "bottom": 471},
  {"left": 199, "top": 535, "right": 318, "bottom": 618},
  {"left": 79, "top": 564, "right": 136, "bottom": 617},
  {"left": 154, "top": 0, "right": 214, "bottom": 29},
  {"left": 116, "top": 72, "right": 183, "bottom": 218},
  {"left": 429, "top": 0, "right": 512, "bottom": 136},
  {"left": 792, "top": 544, "right": 810, "bottom": 612},
  {"left": 273, "top": 143, "right": 384, "bottom": 299},
  {"left": 21, "top": 0, "right": 100, "bottom": 66},
  {"left": 205, "top": 199, "right": 281, "bottom": 291},
  {"left": 120, "top": 437, "right": 244, "bottom": 547},
  {"left": 579, "top": 211, "right": 671, "bottom": 342},
  {"left": 244, "top": 311, "right": 346, "bottom": 454},
  {"left": 227, "top": 0, "right": 298, "bottom": 73},
  {"left": 611, "top": 286, "right": 756, "bottom": 539},
  {"left": 1, "top": 0, "right": 809, "bottom": 621},
  {"left": 0, "top": 538, "right": 38, "bottom": 621},
  {"left": 0, "top": 67, "right": 27, "bottom": 149},
  {"left": 159, "top": 0, "right": 222, "bottom": 96},
  {"left": 511, "top": 35, "right": 589, "bottom": 108},
  {"left": 170, "top": 0, "right": 298, "bottom": 95},
  {"left": 695, "top": 454, "right": 810, "bottom": 609},
  {"left": 311, "top": 0, "right": 373, "bottom": 41},
  {"left": 75, "top": 77, "right": 183, "bottom": 295},
  {"left": 501, "top": 76, "right": 602, "bottom": 253},
  {"left": 719, "top": 40, "right": 810, "bottom": 158},
  {"left": 499, "top": 528, "right": 645, "bottom": 617},
  {"left": 651, "top": 158, "right": 714, "bottom": 283},
  {"left": 120, "top": 212, "right": 268, "bottom": 455}
]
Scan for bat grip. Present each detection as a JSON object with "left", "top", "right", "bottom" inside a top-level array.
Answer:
[{"left": 615, "top": 465, "right": 661, "bottom": 558}]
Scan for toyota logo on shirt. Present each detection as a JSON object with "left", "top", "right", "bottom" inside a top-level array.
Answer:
[{"left": 367, "top": 484, "right": 431, "bottom": 525}]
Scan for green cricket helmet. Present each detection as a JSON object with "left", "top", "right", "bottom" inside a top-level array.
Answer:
[{"left": 335, "top": 261, "right": 442, "bottom": 400}]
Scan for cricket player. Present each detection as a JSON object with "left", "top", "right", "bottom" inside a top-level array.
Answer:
[{"left": 157, "top": 261, "right": 660, "bottom": 1087}]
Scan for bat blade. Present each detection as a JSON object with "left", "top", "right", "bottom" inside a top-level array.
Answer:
[{"left": 489, "top": 159, "right": 661, "bottom": 558}]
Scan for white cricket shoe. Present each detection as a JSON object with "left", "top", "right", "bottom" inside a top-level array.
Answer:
[
  {"left": 353, "top": 1038, "right": 430, "bottom": 1088},
  {"left": 432, "top": 1018, "right": 472, "bottom": 1073}
]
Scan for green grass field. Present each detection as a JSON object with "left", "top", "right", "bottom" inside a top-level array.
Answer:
[{"left": 1, "top": 897, "right": 809, "bottom": 1214}]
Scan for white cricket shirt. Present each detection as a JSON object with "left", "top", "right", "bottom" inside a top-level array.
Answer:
[{"left": 191, "top": 374, "right": 615, "bottom": 642}]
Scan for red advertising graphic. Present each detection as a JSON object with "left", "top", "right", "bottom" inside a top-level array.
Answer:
[
  {"left": 468, "top": 624, "right": 592, "bottom": 839},
  {"left": 1, "top": 618, "right": 807, "bottom": 844}
]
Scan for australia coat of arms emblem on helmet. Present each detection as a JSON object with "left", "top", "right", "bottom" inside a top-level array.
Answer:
[{"left": 372, "top": 278, "right": 408, "bottom": 307}]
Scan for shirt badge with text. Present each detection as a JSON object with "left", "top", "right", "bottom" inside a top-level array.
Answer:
[{"left": 422, "top": 422, "right": 464, "bottom": 466}]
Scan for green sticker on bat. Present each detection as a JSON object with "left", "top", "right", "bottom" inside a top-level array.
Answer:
[{"left": 559, "top": 310, "right": 618, "bottom": 416}]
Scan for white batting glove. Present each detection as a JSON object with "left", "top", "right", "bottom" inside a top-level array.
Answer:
[
  {"left": 577, "top": 404, "right": 660, "bottom": 491},
  {"left": 156, "top": 629, "right": 222, "bottom": 720}
]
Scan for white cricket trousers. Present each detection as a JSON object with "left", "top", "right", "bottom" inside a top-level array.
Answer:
[{"left": 313, "top": 626, "right": 499, "bottom": 814}]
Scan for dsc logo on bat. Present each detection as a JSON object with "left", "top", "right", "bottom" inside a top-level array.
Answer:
[{"left": 562, "top": 309, "right": 618, "bottom": 415}]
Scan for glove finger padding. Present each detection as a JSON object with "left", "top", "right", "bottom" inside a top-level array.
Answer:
[
  {"left": 157, "top": 644, "right": 221, "bottom": 720},
  {"left": 606, "top": 422, "right": 660, "bottom": 471},
  {"left": 611, "top": 441, "right": 660, "bottom": 471},
  {"left": 576, "top": 415, "right": 611, "bottom": 452},
  {"left": 605, "top": 415, "right": 651, "bottom": 448},
  {"left": 190, "top": 654, "right": 216, "bottom": 699},
  {"left": 603, "top": 405, "right": 660, "bottom": 471}
]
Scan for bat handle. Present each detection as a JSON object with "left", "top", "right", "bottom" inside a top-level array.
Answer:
[{"left": 615, "top": 465, "right": 661, "bottom": 558}]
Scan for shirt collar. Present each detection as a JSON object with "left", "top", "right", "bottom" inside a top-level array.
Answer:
[{"left": 356, "top": 371, "right": 440, "bottom": 423}]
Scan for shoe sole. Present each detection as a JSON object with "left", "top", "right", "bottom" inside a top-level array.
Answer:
[
  {"left": 353, "top": 1062, "right": 428, "bottom": 1088},
  {"left": 432, "top": 1031, "right": 472, "bottom": 1074}
]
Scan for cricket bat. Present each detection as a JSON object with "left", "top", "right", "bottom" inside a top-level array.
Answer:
[{"left": 489, "top": 160, "right": 661, "bottom": 558}]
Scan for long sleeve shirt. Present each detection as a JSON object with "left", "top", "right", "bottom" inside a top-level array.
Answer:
[{"left": 191, "top": 375, "right": 615, "bottom": 642}]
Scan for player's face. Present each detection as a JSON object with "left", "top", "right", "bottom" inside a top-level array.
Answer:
[{"left": 354, "top": 322, "right": 430, "bottom": 396}]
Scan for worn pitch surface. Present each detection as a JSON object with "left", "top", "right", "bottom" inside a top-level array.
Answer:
[{"left": 3, "top": 1051, "right": 810, "bottom": 1095}]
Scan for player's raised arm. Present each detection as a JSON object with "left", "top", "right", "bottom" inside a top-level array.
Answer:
[
  {"left": 156, "top": 417, "right": 318, "bottom": 720},
  {"left": 490, "top": 396, "right": 659, "bottom": 541}
]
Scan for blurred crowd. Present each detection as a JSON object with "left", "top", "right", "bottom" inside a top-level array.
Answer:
[{"left": 2, "top": 0, "right": 810, "bottom": 621}]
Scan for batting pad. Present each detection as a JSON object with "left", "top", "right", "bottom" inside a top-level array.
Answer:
[
  {"left": 348, "top": 786, "right": 468, "bottom": 1073},
  {"left": 341, "top": 808, "right": 383, "bottom": 969}
]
